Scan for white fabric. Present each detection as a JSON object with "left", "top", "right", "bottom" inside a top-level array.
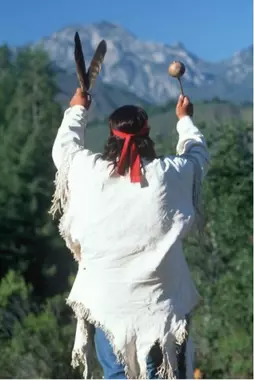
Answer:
[{"left": 51, "top": 105, "right": 209, "bottom": 379}]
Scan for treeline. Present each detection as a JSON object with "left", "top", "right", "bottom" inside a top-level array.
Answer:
[{"left": 0, "top": 45, "right": 252, "bottom": 379}]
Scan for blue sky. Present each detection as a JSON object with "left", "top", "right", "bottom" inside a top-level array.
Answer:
[{"left": 0, "top": 0, "right": 252, "bottom": 61}]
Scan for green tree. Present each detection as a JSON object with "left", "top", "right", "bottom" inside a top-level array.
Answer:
[
  {"left": 0, "top": 271, "right": 85, "bottom": 379},
  {"left": 0, "top": 45, "right": 16, "bottom": 125},
  {"left": 184, "top": 121, "right": 253, "bottom": 378},
  {"left": 0, "top": 47, "right": 74, "bottom": 299}
]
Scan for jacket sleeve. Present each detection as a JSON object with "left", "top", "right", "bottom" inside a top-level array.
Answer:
[
  {"left": 175, "top": 115, "right": 209, "bottom": 178},
  {"left": 164, "top": 116, "right": 210, "bottom": 179},
  {"left": 52, "top": 105, "right": 88, "bottom": 170}
]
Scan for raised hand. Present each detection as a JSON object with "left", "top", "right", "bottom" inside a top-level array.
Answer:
[
  {"left": 176, "top": 95, "right": 194, "bottom": 120},
  {"left": 70, "top": 88, "right": 91, "bottom": 110}
]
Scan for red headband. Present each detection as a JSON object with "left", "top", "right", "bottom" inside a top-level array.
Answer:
[{"left": 112, "top": 123, "right": 150, "bottom": 183}]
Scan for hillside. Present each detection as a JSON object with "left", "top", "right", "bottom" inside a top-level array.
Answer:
[
  {"left": 84, "top": 101, "right": 253, "bottom": 153},
  {"left": 0, "top": 45, "right": 252, "bottom": 380}
]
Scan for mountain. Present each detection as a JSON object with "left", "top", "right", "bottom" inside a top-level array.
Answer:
[
  {"left": 55, "top": 68, "right": 149, "bottom": 122},
  {"left": 32, "top": 21, "right": 253, "bottom": 119}
]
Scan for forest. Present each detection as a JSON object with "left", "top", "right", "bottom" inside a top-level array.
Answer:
[{"left": 0, "top": 45, "right": 252, "bottom": 379}]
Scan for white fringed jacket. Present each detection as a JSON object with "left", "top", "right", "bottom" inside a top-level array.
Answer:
[{"left": 51, "top": 105, "right": 209, "bottom": 379}]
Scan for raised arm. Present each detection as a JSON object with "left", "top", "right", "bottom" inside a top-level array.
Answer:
[
  {"left": 164, "top": 96, "right": 209, "bottom": 179},
  {"left": 176, "top": 118, "right": 209, "bottom": 179},
  {"left": 52, "top": 89, "right": 91, "bottom": 170}
]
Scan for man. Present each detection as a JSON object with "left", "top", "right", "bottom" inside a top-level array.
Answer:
[{"left": 51, "top": 89, "right": 209, "bottom": 379}]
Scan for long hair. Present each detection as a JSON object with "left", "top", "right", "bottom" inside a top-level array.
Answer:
[{"left": 100, "top": 105, "right": 156, "bottom": 173}]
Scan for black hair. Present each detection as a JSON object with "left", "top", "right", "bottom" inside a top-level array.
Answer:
[{"left": 100, "top": 105, "right": 157, "bottom": 174}]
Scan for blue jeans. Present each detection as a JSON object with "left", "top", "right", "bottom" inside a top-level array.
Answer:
[{"left": 94, "top": 327, "right": 163, "bottom": 379}]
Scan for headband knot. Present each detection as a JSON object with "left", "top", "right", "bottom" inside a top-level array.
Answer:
[{"left": 112, "top": 124, "right": 150, "bottom": 183}]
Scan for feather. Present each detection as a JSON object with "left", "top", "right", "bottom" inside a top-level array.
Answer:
[
  {"left": 74, "top": 32, "right": 89, "bottom": 92},
  {"left": 87, "top": 40, "right": 107, "bottom": 90}
]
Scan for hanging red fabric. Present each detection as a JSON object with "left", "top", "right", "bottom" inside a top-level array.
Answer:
[{"left": 112, "top": 125, "right": 150, "bottom": 183}]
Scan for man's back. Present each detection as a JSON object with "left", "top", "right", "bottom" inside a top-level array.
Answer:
[
  {"left": 67, "top": 150, "right": 195, "bottom": 262},
  {"left": 50, "top": 93, "right": 209, "bottom": 379}
]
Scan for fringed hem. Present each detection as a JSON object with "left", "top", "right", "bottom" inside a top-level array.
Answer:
[
  {"left": 67, "top": 299, "right": 129, "bottom": 377},
  {"left": 49, "top": 148, "right": 83, "bottom": 262},
  {"left": 72, "top": 348, "right": 89, "bottom": 379},
  {"left": 67, "top": 299, "right": 188, "bottom": 379}
]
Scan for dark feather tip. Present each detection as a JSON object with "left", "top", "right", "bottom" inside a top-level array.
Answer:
[{"left": 100, "top": 40, "right": 107, "bottom": 53}]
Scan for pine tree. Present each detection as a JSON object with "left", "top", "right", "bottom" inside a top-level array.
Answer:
[
  {"left": 0, "top": 47, "right": 75, "bottom": 299},
  {"left": 0, "top": 45, "right": 16, "bottom": 125},
  {"left": 184, "top": 121, "right": 253, "bottom": 378}
]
